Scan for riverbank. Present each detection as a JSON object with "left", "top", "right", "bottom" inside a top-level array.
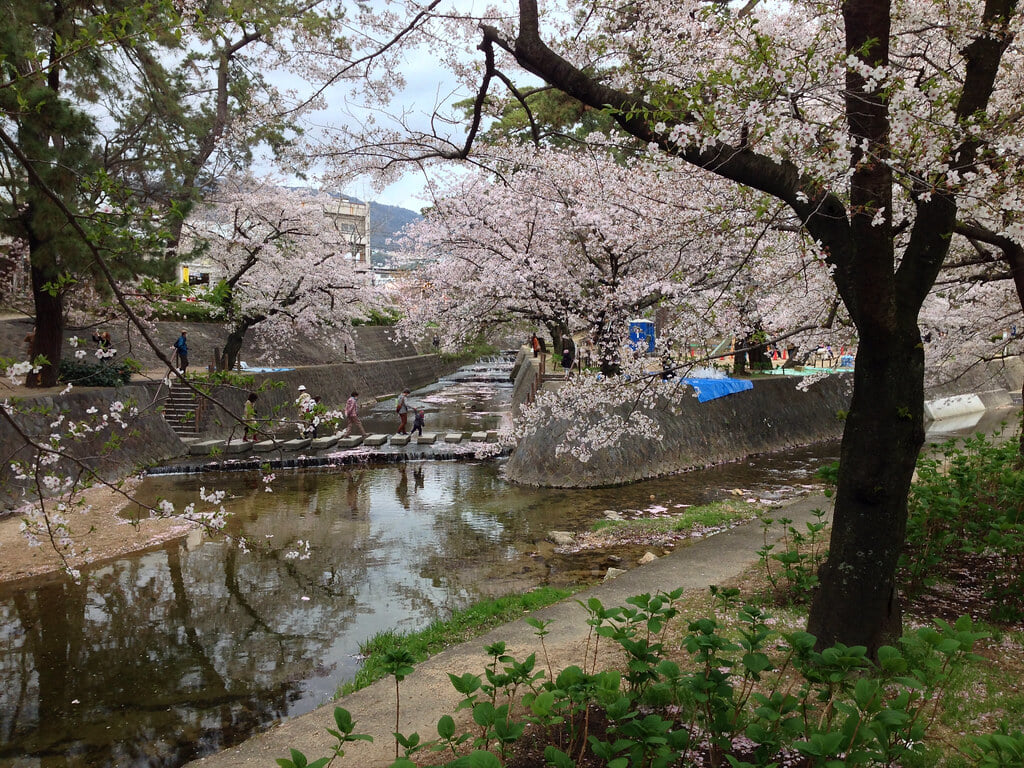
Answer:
[
  {"left": 0, "top": 483, "right": 198, "bottom": 585},
  {"left": 184, "top": 492, "right": 834, "bottom": 768}
]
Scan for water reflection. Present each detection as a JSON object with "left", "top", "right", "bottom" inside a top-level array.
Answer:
[{"left": 0, "top": 445, "right": 842, "bottom": 768}]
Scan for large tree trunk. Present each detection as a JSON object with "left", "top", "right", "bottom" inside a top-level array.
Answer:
[
  {"left": 28, "top": 258, "right": 64, "bottom": 388},
  {"left": 222, "top": 331, "right": 243, "bottom": 372},
  {"left": 806, "top": 319, "right": 924, "bottom": 650},
  {"left": 222, "top": 315, "right": 263, "bottom": 371}
]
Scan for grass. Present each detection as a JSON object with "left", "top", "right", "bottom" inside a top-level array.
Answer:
[
  {"left": 338, "top": 586, "right": 575, "bottom": 696},
  {"left": 589, "top": 498, "right": 762, "bottom": 536}
]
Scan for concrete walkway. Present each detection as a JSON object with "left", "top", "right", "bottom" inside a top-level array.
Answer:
[{"left": 185, "top": 493, "right": 832, "bottom": 768}]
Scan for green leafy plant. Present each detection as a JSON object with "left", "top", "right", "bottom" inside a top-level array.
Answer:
[
  {"left": 756, "top": 509, "right": 830, "bottom": 602},
  {"left": 279, "top": 584, "right": 1004, "bottom": 768},
  {"left": 902, "top": 430, "right": 1024, "bottom": 622},
  {"left": 274, "top": 707, "right": 372, "bottom": 768},
  {"left": 58, "top": 356, "right": 140, "bottom": 386}
]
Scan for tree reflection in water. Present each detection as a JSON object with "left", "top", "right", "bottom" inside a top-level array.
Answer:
[{"left": 0, "top": 443, "right": 841, "bottom": 768}]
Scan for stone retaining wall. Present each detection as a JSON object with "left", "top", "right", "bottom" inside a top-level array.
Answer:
[
  {"left": 0, "top": 318, "right": 418, "bottom": 370},
  {"left": 0, "top": 353, "right": 461, "bottom": 511},
  {"left": 0, "top": 385, "right": 186, "bottom": 511},
  {"left": 191, "top": 355, "right": 459, "bottom": 438},
  {"left": 504, "top": 375, "right": 854, "bottom": 488}
]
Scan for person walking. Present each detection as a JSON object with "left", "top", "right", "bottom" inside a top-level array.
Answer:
[
  {"left": 531, "top": 333, "right": 540, "bottom": 358},
  {"left": 410, "top": 408, "right": 425, "bottom": 437},
  {"left": 396, "top": 388, "right": 411, "bottom": 434},
  {"left": 341, "top": 390, "right": 367, "bottom": 437},
  {"left": 173, "top": 330, "right": 189, "bottom": 376},
  {"left": 242, "top": 392, "right": 259, "bottom": 441},
  {"left": 561, "top": 344, "right": 575, "bottom": 379}
]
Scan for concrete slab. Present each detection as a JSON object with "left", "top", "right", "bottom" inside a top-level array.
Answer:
[
  {"left": 282, "top": 438, "right": 312, "bottom": 451},
  {"left": 336, "top": 436, "right": 364, "bottom": 448},
  {"left": 252, "top": 440, "right": 281, "bottom": 452},
  {"left": 415, "top": 432, "right": 438, "bottom": 444},
  {"left": 485, "top": 430, "right": 499, "bottom": 442},
  {"left": 924, "top": 393, "right": 986, "bottom": 421},
  {"left": 389, "top": 434, "right": 411, "bottom": 446},
  {"left": 362, "top": 434, "right": 389, "bottom": 446},
  {"left": 310, "top": 435, "right": 339, "bottom": 450},
  {"left": 443, "top": 432, "right": 463, "bottom": 443},
  {"left": 188, "top": 439, "right": 223, "bottom": 456},
  {"left": 223, "top": 439, "right": 253, "bottom": 455},
  {"left": 470, "top": 431, "right": 488, "bottom": 442}
]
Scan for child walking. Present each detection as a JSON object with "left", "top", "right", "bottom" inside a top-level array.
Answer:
[{"left": 411, "top": 408, "right": 425, "bottom": 436}]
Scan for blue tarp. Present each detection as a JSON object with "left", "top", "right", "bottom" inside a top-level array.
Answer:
[{"left": 680, "top": 377, "right": 754, "bottom": 403}]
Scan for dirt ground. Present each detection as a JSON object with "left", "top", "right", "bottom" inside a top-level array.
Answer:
[{"left": 0, "top": 484, "right": 197, "bottom": 585}]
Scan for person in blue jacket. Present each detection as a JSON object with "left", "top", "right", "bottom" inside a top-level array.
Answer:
[{"left": 173, "top": 330, "right": 189, "bottom": 376}]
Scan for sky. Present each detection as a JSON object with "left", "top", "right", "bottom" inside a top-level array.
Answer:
[{"left": 270, "top": 1, "right": 492, "bottom": 213}]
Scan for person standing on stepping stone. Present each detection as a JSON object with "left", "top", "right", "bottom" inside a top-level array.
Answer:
[
  {"left": 411, "top": 408, "right": 425, "bottom": 436},
  {"left": 341, "top": 391, "right": 367, "bottom": 437},
  {"left": 396, "top": 388, "right": 410, "bottom": 434}
]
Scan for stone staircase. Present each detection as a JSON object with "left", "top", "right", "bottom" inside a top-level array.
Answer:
[{"left": 162, "top": 381, "right": 199, "bottom": 437}]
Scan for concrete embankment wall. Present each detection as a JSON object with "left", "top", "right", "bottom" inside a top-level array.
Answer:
[
  {"left": 505, "top": 372, "right": 854, "bottom": 488},
  {"left": 0, "top": 324, "right": 458, "bottom": 511},
  {"left": 0, "top": 385, "right": 186, "bottom": 512},
  {"left": 193, "top": 355, "right": 459, "bottom": 438}
]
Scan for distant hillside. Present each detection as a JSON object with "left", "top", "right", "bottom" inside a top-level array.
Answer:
[{"left": 369, "top": 202, "right": 421, "bottom": 262}]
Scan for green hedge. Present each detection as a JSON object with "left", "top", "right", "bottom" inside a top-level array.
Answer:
[{"left": 58, "top": 356, "right": 140, "bottom": 386}]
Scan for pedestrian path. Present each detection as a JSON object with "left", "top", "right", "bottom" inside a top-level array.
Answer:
[{"left": 184, "top": 494, "right": 832, "bottom": 768}]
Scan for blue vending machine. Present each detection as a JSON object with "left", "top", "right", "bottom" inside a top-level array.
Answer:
[{"left": 628, "top": 319, "right": 656, "bottom": 354}]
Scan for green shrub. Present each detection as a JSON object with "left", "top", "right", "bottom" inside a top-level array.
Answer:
[
  {"left": 58, "top": 356, "right": 140, "bottom": 386},
  {"left": 284, "top": 590, "right": 992, "bottom": 768},
  {"left": 150, "top": 299, "right": 224, "bottom": 322},
  {"left": 902, "top": 431, "right": 1024, "bottom": 622},
  {"left": 352, "top": 308, "right": 402, "bottom": 326}
]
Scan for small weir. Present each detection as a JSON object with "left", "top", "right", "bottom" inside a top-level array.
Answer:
[{"left": 0, "top": 355, "right": 1009, "bottom": 768}]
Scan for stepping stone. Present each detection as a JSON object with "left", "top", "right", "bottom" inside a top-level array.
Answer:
[
  {"left": 188, "top": 439, "right": 223, "bottom": 456},
  {"left": 362, "top": 434, "right": 389, "bottom": 446},
  {"left": 415, "top": 432, "right": 438, "bottom": 444},
  {"left": 336, "top": 435, "right": 364, "bottom": 448},
  {"left": 252, "top": 439, "right": 280, "bottom": 452},
  {"left": 443, "top": 432, "right": 463, "bottom": 443},
  {"left": 223, "top": 439, "right": 253, "bottom": 454},
  {"left": 485, "top": 430, "right": 499, "bottom": 442},
  {"left": 282, "top": 438, "right": 312, "bottom": 451},
  {"left": 311, "top": 435, "right": 340, "bottom": 450},
  {"left": 470, "top": 432, "right": 488, "bottom": 442},
  {"left": 389, "top": 434, "right": 411, "bottom": 446}
]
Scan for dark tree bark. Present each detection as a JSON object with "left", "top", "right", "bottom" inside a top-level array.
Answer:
[{"left": 27, "top": 263, "right": 63, "bottom": 387}]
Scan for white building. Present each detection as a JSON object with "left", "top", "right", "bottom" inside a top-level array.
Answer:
[{"left": 178, "top": 189, "right": 371, "bottom": 286}]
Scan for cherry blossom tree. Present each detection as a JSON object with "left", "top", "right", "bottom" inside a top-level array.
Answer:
[
  {"left": 180, "top": 175, "right": 376, "bottom": 370},
  {"left": 397, "top": 138, "right": 849, "bottom": 373},
  {"left": 470, "top": 0, "right": 1024, "bottom": 653},
  {"left": 0, "top": 0, "right": 424, "bottom": 567},
  {"left": 323, "top": 0, "right": 1023, "bottom": 653}
]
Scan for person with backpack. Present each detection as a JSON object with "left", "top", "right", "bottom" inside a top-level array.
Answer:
[{"left": 396, "top": 388, "right": 411, "bottom": 434}]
